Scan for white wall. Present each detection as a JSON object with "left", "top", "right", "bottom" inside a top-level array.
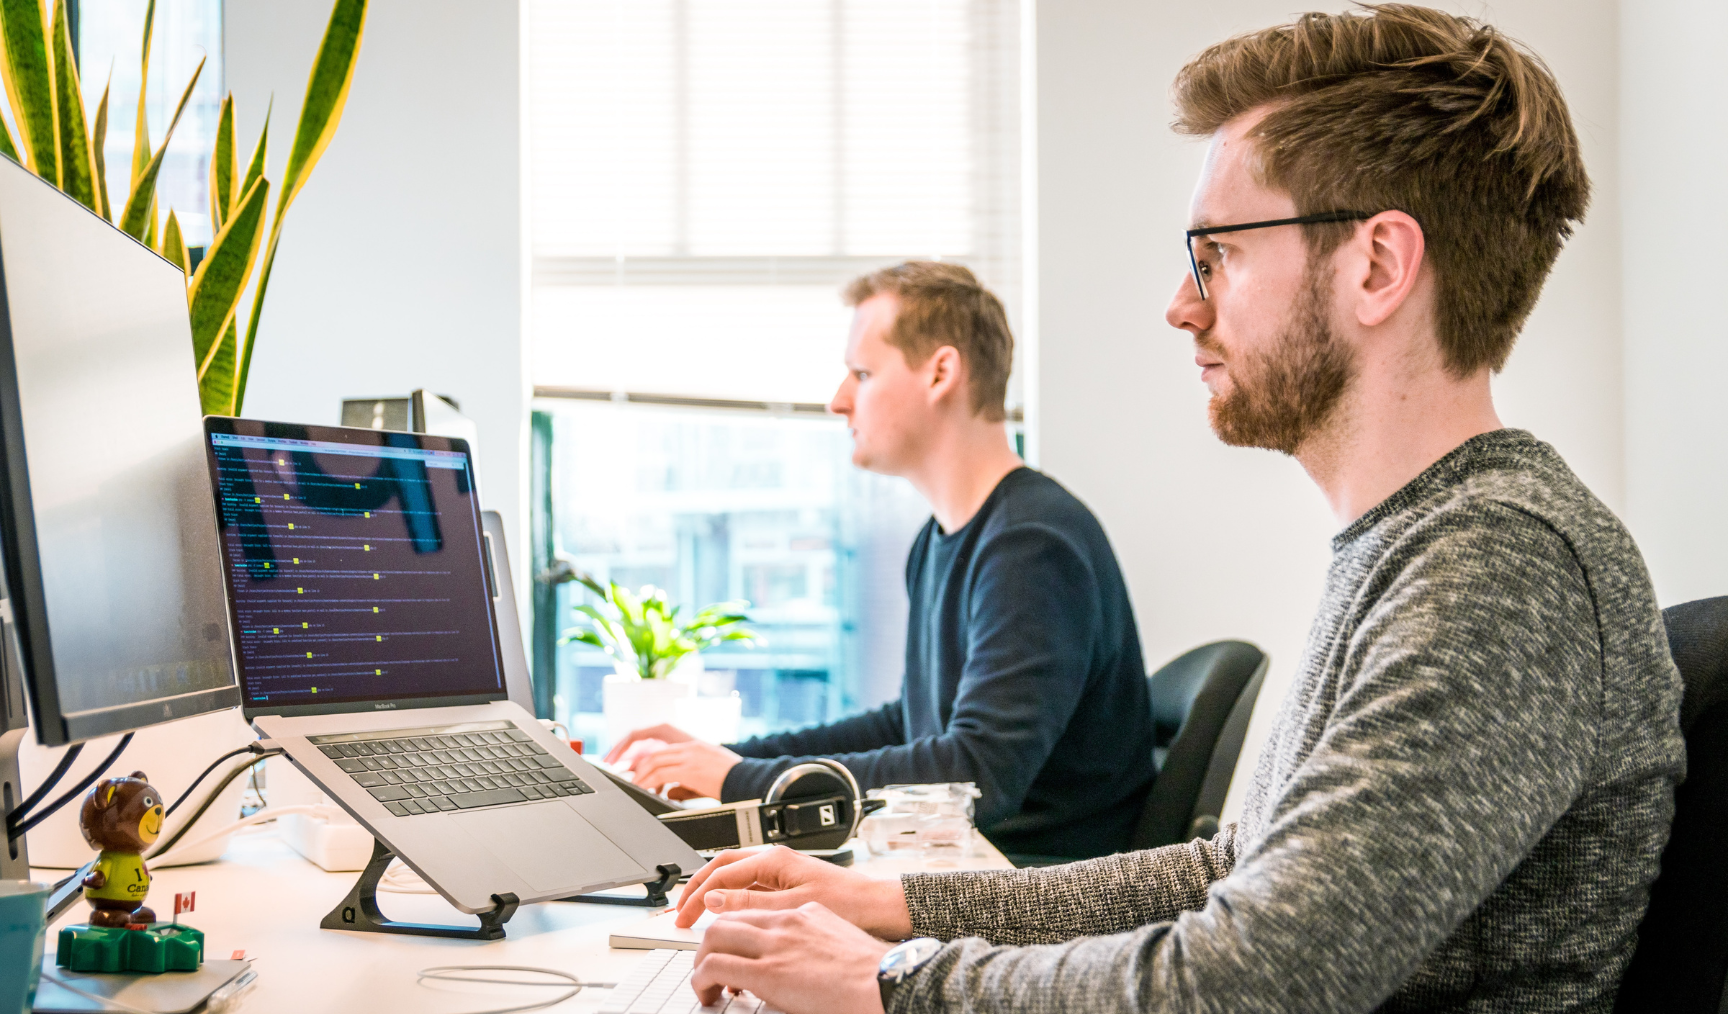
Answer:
[
  {"left": 224, "top": 0, "right": 527, "bottom": 574},
  {"left": 1621, "top": 0, "right": 1728, "bottom": 607},
  {"left": 1028, "top": 0, "right": 1630, "bottom": 820}
]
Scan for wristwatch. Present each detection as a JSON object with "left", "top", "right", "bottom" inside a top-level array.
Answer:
[{"left": 877, "top": 937, "right": 944, "bottom": 1010}]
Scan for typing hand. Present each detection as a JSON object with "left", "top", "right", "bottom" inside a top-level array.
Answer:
[
  {"left": 676, "top": 845, "right": 913, "bottom": 940},
  {"left": 603, "top": 723, "right": 695, "bottom": 765},
  {"left": 691, "top": 903, "right": 891, "bottom": 1014},
  {"left": 625, "top": 738, "right": 743, "bottom": 799}
]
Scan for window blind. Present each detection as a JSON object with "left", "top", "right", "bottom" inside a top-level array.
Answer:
[{"left": 527, "top": 0, "right": 1023, "bottom": 406}]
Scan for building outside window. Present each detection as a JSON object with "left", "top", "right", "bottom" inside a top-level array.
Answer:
[{"left": 527, "top": 0, "right": 1023, "bottom": 750}]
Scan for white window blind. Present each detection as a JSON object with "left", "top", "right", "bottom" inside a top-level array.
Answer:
[{"left": 527, "top": 0, "right": 1023, "bottom": 406}]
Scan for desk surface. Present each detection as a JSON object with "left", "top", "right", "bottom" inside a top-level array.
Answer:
[{"left": 36, "top": 831, "right": 1012, "bottom": 1013}]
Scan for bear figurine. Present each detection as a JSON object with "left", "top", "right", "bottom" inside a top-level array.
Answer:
[{"left": 78, "top": 771, "right": 165, "bottom": 928}]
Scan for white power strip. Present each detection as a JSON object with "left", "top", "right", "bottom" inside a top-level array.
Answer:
[{"left": 265, "top": 755, "right": 375, "bottom": 871}]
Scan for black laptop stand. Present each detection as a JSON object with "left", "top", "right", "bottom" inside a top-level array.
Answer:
[{"left": 322, "top": 838, "right": 686, "bottom": 939}]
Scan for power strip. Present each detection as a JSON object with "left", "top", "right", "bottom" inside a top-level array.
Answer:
[{"left": 265, "top": 755, "right": 374, "bottom": 871}]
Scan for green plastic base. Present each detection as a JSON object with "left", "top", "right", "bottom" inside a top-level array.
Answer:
[{"left": 56, "top": 923, "right": 205, "bottom": 973}]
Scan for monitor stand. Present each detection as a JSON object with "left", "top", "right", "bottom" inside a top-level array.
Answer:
[{"left": 1, "top": 727, "right": 31, "bottom": 881}]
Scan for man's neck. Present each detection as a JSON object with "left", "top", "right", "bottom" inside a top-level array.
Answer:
[
  {"left": 1297, "top": 365, "right": 1502, "bottom": 528},
  {"left": 904, "top": 421, "right": 1024, "bottom": 533}
]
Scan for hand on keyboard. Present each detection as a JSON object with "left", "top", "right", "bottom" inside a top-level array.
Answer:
[
  {"left": 689, "top": 903, "right": 895, "bottom": 1014},
  {"left": 676, "top": 846, "right": 913, "bottom": 941},
  {"left": 600, "top": 949, "right": 782, "bottom": 1014}
]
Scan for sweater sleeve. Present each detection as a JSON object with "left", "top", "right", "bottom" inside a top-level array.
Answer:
[
  {"left": 726, "top": 700, "right": 906, "bottom": 760},
  {"left": 902, "top": 826, "right": 1236, "bottom": 944},
  {"left": 723, "top": 523, "right": 1105, "bottom": 818},
  {"left": 720, "top": 701, "right": 906, "bottom": 799},
  {"left": 891, "top": 509, "right": 1604, "bottom": 1014}
]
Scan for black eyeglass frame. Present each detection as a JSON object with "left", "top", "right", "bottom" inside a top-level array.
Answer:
[{"left": 1185, "top": 210, "right": 1375, "bottom": 300}]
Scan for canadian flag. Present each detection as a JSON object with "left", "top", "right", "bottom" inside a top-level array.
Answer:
[{"left": 174, "top": 892, "right": 196, "bottom": 918}]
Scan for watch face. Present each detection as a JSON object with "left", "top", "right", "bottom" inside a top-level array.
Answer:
[{"left": 881, "top": 937, "right": 946, "bottom": 983}]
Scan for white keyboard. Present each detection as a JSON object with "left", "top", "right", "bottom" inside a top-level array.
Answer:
[{"left": 598, "top": 949, "right": 784, "bottom": 1014}]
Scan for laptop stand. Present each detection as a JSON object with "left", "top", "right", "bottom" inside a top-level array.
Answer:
[
  {"left": 561, "top": 863, "right": 682, "bottom": 908},
  {"left": 322, "top": 838, "right": 520, "bottom": 940}
]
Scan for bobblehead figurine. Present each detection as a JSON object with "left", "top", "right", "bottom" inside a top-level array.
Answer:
[
  {"left": 56, "top": 771, "right": 203, "bottom": 973},
  {"left": 79, "top": 771, "right": 164, "bottom": 927}
]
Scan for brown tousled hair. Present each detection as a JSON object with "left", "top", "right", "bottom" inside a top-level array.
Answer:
[
  {"left": 843, "top": 261, "right": 1012, "bottom": 422},
  {"left": 1173, "top": 3, "right": 1590, "bottom": 374}
]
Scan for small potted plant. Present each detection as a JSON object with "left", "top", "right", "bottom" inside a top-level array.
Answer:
[{"left": 556, "top": 571, "right": 760, "bottom": 745}]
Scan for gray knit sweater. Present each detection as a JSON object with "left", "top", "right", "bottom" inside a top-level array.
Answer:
[{"left": 892, "top": 430, "right": 1685, "bottom": 1013}]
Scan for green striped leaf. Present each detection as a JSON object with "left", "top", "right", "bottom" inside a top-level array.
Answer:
[
  {"left": 209, "top": 93, "right": 233, "bottom": 231},
  {"left": 235, "top": 0, "right": 365, "bottom": 416},
  {"left": 90, "top": 69, "right": 110, "bottom": 219},
  {"left": 129, "top": 0, "right": 152, "bottom": 189},
  {"left": 49, "top": 0, "right": 94, "bottom": 210},
  {"left": 278, "top": 0, "right": 366, "bottom": 217},
  {"left": 117, "top": 54, "right": 202, "bottom": 240},
  {"left": 189, "top": 174, "right": 268, "bottom": 388},
  {"left": 199, "top": 319, "right": 239, "bottom": 416},
  {"left": 160, "top": 208, "right": 186, "bottom": 274},
  {"left": 1, "top": 0, "right": 56, "bottom": 183},
  {"left": 239, "top": 98, "right": 268, "bottom": 200}
]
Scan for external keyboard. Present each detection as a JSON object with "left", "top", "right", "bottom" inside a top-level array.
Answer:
[
  {"left": 599, "top": 949, "right": 784, "bottom": 1014},
  {"left": 310, "top": 720, "right": 593, "bottom": 816}
]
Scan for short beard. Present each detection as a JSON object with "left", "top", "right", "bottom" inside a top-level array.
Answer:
[{"left": 1202, "top": 269, "right": 1355, "bottom": 456}]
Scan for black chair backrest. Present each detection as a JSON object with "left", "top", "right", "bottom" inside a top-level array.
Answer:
[
  {"left": 1132, "top": 640, "right": 1267, "bottom": 849},
  {"left": 1616, "top": 596, "right": 1728, "bottom": 1014}
]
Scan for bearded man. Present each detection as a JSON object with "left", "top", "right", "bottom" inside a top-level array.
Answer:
[{"left": 655, "top": 6, "right": 1687, "bottom": 1014}]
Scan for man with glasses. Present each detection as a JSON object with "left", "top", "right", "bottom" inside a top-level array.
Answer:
[{"left": 659, "top": 6, "right": 1686, "bottom": 1013}]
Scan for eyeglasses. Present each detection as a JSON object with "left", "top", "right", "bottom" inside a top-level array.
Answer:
[{"left": 1185, "top": 210, "right": 1374, "bottom": 300}]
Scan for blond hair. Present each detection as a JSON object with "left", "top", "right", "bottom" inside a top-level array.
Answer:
[{"left": 843, "top": 262, "right": 1012, "bottom": 421}]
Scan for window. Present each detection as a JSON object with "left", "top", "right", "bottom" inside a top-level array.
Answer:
[
  {"left": 527, "top": 1, "right": 1023, "bottom": 747},
  {"left": 539, "top": 400, "right": 930, "bottom": 746},
  {"left": 77, "top": 0, "right": 225, "bottom": 247}
]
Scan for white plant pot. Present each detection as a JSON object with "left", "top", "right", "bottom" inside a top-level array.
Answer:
[
  {"left": 672, "top": 693, "right": 743, "bottom": 746},
  {"left": 603, "top": 670, "right": 696, "bottom": 749}
]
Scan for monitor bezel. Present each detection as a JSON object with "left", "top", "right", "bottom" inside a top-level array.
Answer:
[
  {"left": 0, "top": 168, "right": 241, "bottom": 746},
  {"left": 202, "top": 416, "right": 509, "bottom": 721}
]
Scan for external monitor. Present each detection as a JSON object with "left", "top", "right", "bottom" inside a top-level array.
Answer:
[
  {"left": 200, "top": 419, "right": 507, "bottom": 718},
  {"left": 0, "top": 155, "right": 238, "bottom": 749}
]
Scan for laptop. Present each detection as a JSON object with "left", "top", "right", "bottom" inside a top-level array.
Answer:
[{"left": 201, "top": 417, "right": 700, "bottom": 914}]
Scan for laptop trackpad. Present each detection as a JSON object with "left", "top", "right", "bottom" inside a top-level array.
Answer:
[{"left": 451, "top": 804, "right": 643, "bottom": 892}]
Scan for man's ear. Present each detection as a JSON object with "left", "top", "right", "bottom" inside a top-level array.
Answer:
[
  {"left": 1352, "top": 210, "right": 1425, "bottom": 328},
  {"left": 925, "top": 346, "right": 965, "bottom": 406}
]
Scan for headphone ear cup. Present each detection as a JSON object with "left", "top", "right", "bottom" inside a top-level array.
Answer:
[{"left": 764, "top": 759, "right": 864, "bottom": 849}]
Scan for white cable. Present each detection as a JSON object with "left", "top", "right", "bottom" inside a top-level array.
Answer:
[
  {"left": 148, "top": 804, "right": 347, "bottom": 866},
  {"left": 380, "top": 858, "right": 439, "bottom": 894},
  {"left": 415, "top": 966, "right": 614, "bottom": 1014}
]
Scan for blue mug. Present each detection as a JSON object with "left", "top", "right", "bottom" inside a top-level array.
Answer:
[{"left": 0, "top": 881, "right": 48, "bottom": 1014}]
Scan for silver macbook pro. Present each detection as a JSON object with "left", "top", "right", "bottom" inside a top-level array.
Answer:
[{"left": 201, "top": 417, "right": 700, "bottom": 915}]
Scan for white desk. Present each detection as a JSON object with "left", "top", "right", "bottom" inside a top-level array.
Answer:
[{"left": 36, "top": 832, "right": 1012, "bottom": 1013}]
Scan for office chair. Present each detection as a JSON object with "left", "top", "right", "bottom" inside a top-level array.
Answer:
[
  {"left": 1615, "top": 596, "right": 1728, "bottom": 1014},
  {"left": 1131, "top": 640, "right": 1268, "bottom": 849}
]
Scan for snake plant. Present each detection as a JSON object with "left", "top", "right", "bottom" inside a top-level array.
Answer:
[
  {"left": 555, "top": 570, "right": 761, "bottom": 681},
  {"left": 0, "top": 0, "right": 367, "bottom": 416}
]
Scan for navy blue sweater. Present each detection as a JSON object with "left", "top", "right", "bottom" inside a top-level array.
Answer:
[{"left": 720, "top": 467, "right": 1155, "bottom": 859}]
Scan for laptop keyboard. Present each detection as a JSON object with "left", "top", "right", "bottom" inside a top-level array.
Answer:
[
  {"left": 600, "top": 950, "right": 783, "bottom": 1014},
  {"left": 310, "top": 721, "right": 593, "bottom": 817}
]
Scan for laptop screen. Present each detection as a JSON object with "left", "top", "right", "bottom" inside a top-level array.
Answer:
[{"left": 203, "top": 419, "right": 506, "bottom": 716}]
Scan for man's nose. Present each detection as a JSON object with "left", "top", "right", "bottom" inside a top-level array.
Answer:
[
  {"left": 828, "top": 379, "right": 852, "bottom": 416},
  {"left": 1165, "top": 270, "right": 1213, "bottom": 337}
]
